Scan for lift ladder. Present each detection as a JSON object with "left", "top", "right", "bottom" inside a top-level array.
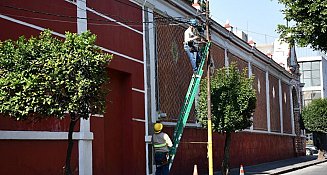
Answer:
[{"left": 169, "top": 42, "right": 211, "bottom": 170}]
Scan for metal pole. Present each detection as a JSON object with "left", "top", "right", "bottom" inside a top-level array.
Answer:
[{"left": 205, "top": 0, "right": 213, "bottom": 175}]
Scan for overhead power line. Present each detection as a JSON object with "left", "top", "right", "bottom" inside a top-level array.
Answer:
[
  {"left": 1, "top": 5, "right": 149, "bottom": 24},
  {"left": 2, "top": 1, "right": 279, "bottom": 41},
  {"left": 1, "top": 3, "right": 191, "bottom": 27},
  {"left": 210, "top": 14, "right": 279, "bottom": 42},
  {"left": 0, "top": 12, "right": 145, "bottom": 27}
]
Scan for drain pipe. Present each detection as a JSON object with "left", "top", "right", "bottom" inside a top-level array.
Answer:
[{"left": 142, "top": 1, "right": 150, "bottom": 174}]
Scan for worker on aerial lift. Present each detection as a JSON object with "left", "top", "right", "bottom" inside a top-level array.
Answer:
[
  {"left": 183, "top": 18, "right": 205, "bottom": 73},
  {"left": 152, "top": 123, "right": 172, "bottom": 175}
]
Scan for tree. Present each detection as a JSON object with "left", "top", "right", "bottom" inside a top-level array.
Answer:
[
  {"left": 277, "top": 0, "right": 327, "bottom": 52},
  {"left": 302, "top": 98, "right": 327, "bottom": 158},
  {"left": 0, "top": 30, "right": 112, "bottom": 175},
  {"left": 302, "top": 98, "right": 327, "bottom": 133},
  {"left": 197, "top": 63, "right": 256, "bottom": 175}
]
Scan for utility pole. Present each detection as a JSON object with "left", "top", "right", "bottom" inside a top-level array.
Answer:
[{"left": 205, "top": 0, "right": 213, "bottom": 175}]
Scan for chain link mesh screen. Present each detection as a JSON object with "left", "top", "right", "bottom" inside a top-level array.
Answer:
[{"left": 155, "top": 13, "right": 196, "bottom": 122}]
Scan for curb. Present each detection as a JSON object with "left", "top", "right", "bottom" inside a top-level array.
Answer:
[{"left": 269, "top": 159, "right": 327, "bottom": 174}]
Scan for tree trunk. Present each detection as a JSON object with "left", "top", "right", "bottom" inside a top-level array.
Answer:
[
  {"left": 315, "top": 132, "right": 325, "bottom": 160},
  {"left": 64, "top": 113, "right": 78, "bottom": 175},
  {"left": 221, "top": 132, "right": 232, "bottom": 175}
]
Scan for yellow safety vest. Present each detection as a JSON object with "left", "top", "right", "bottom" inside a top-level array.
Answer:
[{"left": 153, "top": 143, "right": 167, "bottom": 148}]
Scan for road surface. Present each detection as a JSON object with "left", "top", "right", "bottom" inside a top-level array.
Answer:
[{"left": 283, "top": 162, "right": 327, "bottom": 175}]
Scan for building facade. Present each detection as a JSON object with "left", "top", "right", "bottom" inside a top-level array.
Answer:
[
  {"left": 149, "top": 0, "right": 305, "bottom": 174},
  {"left": 0, "top": 0, "right": 147, "bottom": 174},
  {"left": 298, "top": 56, "right": 327, "bottom": 105},
  {"left": 298, "top": 53, "right": 327, "bottom": 149},
  {"left": 0, "top": 0, "right": 305, "bottom": 174}
]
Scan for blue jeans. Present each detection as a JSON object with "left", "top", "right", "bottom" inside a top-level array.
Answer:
[
  {"left": 184, "top": 44, "right": 201, "bottom": 72},
  {"left": 155, "top": 152, "right": 169, "bottom": 175}
]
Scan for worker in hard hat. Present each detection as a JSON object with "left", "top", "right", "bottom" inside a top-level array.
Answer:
[
  {"left": 184, "top": 18, "right": 203, "bottom": 73},
  {"left": 152, "top": 123, "right": 172, "bottom": 175}
]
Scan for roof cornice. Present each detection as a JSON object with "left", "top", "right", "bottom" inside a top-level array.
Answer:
[{"left": 147, "top": 0, "right": 295, "bottom": 80}]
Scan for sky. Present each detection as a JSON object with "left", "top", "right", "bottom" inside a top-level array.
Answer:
[{"left": 209, "top": 0, "right": 285, "bottom": 44}]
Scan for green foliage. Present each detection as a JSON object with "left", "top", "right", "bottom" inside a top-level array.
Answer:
[
  {"left": 0, "top": 30, "right": 112, "bottom": 120},
  {"left": 197, "top": 63, "right": 256, "bottom": 132},
  {"left": 302, "top": 98, "right": 327, "bottom": 133},
  {"left": 277, "top": 0, "right": 327, "bottom": 52}
]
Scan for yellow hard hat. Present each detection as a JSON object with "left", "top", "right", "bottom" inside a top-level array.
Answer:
[{"left": 154, "top": 123, "right": 163, "bottom": 133}]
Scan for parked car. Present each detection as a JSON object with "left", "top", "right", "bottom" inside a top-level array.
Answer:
[{"left": 306, "top": 144, "right": 318, "bottom": 155}]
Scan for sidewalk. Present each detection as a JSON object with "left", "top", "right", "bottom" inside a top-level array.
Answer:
[{"left": 213, "top": 156, "right": 327, "bottom": 175}]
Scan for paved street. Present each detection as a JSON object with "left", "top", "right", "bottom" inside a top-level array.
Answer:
[
  {"left": 212, "top": 156, "right": 327, "bottom": 175},
  {"left": 283, "top": 162, "right": 327, "bottom": 175}
]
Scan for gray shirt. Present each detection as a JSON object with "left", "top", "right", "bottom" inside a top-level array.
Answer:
[{"left": 152, "top": 132, "right": 172, "bottom": 153}]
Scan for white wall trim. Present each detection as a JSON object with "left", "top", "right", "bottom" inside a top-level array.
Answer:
[
  {"left": 76, "top": 1, "right": 93, "bottom": 174},
  {"left": 65, "top": 0, "right": 143, "bottom": 35},
  {"left": 78, "top": 139, "right": 92, "bottom": 175},
  {"left": 142, "top": 4, "right": 152, "bottom": 175},
  {"left": 0, "top": 14, "right": 66, "bottom": 38},
  {"left": 224, "top": 48, "right": 229, "bottom": 67},
  {"left": 132, "top": 87, "right": 145, "bottom": 93},
  {"left": 289, "top": 86, "right": 295, "bottom": 135},
  {"left": 148, "top": 9, "right": 157, "bottom": 124},
  {"left": 266, "top": 70, "right": 271, "bottom": 133},
  {"left": 91, "top": 114, "right": 104, "bottom": 118},
  {"left": 80, "top": 118, "right": 91, "bottom": 131},
  {"left": 86, "top": 7, "right": 143, "bottom": 35},
  {"left": 279, "top": 79, "right": 283, "bottom": 134},
  {"left": 248, "top": 61, "right": 253, "bottom": 78},
  {"left": 99, "top": 46, "right": 144, "bottom": 64},
  {"left": 0, "top": 131, "right": 93, "bottom": 140},
  {"left": 243, "top": 129, "right": 296, "bottom": 137},
  {"left": 0, "top": 14, "right": 144, "bottom": 65},
  {"left": 132, "top": 117, "right": 146, "bottom": 123},
  {"left": 162, "top": 121, "right": 201, "bottom": 128},
  {"left": 249, "top": 61, "right": 254, "bottom": 131}
]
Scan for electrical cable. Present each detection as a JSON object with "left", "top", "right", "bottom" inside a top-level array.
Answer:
[
  {"left": 0, "top": 3, "right": 192, "bottom": 28},
  {"left": 0, "top": 5, "right": 151, "bottom": 24},
  {"left": 112, "top": 0, "right": 154, "bottom": 14},
  {"left": 0, "top": 2, "right": 209, "bottom": 32},
  {"left": 0, "top": 12, "right": 144, "bottom": 27},
  {"left": 0, "top": 12, "right": 160, "bottom": 32},
  {"left": 210, "top": 14, "right": 279, "bottom": 41},
  {"left": 71, "top": 0, "right": 189, "bottom": 25}
]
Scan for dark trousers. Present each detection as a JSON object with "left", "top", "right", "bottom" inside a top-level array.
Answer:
[{"left": 155, "top": 152, "right": 169, "bottom": 175}]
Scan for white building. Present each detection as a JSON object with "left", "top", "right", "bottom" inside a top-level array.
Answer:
[
  {"left": 298, "top": 55, "right": 327, "bottom": 106},
  {"left": 297, "top": 50, "right": 327, "bottom": 148}
]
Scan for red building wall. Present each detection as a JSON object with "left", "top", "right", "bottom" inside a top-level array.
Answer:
[
  {"left": 269, "top": 75, "right": 281, "bottom": 132},
  {"left": 228, "top": 52, "right": 248, "bottom": 72},
  {"left": 211, "top": 44, "right": 225, "bottom": 69},
  {"left": 155, "top": 11, "right": 297, "bottom": 174},
  {"left": 282, "top": 82, "right": 292, "bottom": 134},
  {"left": 252, "top": 65, "right": 267, "bottom": 131},
  {"left": 156, "top": 20, "right": 197, "bottom": 122},
  {"left": 0, "top": 140, "right": 79, "bottom": 175},
  {"left": 0, "top": 0, "right": 77, "bottom": 36},
  {"left": 164, "top": 127, "right": 295, "bottom": 175},
  {"left": 0, "top": 0, "right": 145, "bottom": 174},
  {"left": 0, "top": 1, "right": 78, "bottom": 174}
]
